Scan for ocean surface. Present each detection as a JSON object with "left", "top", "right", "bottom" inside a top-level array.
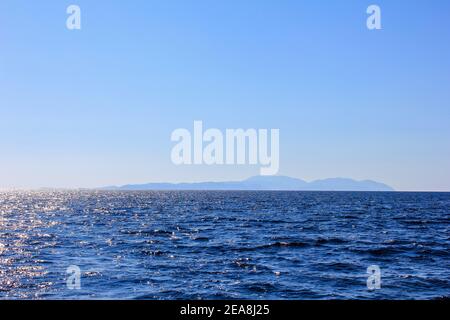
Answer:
[{"left": 0, "top": 191, "right": 448, "bottom": 300}]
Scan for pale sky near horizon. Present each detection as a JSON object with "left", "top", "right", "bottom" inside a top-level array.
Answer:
[{"left": 1, "top": 0, "right": 449, "bottom": 191}]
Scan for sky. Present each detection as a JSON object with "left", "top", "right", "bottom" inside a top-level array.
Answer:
[{"left": 0, "top": 0, "right": 449, "bottom": 191}]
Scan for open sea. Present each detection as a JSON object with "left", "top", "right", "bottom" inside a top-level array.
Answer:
[{"left": 0, "top": 191, "right": 448, "bottom": 300}]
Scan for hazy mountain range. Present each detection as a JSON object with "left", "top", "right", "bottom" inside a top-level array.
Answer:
[{"left": 101, "top": 176, "right": 395, "bottom": 191}]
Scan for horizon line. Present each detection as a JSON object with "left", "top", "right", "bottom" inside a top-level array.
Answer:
[{"left": 1, "top": 175, "right": 449, "bottom": 192}]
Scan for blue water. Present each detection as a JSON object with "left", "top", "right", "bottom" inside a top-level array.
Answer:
[{"left": 0, "top": 191, "right": 448, "bottom": 300}]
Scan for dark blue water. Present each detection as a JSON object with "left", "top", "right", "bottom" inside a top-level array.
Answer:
[{"left": 0, "top": 191, "right": 448, "bottom": 300}]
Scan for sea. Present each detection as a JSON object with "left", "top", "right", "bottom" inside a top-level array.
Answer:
[{"left": 0, "top": 191, "right": 448, "bottom": 300}]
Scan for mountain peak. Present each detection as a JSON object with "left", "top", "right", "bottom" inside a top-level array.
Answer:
[{"left": 102, "top": 176, "right": 394, "bottom": 191}]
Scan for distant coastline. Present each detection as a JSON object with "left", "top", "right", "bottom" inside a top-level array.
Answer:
[{"left": 101, "top": 176, "right": 395, "bottom": 192}]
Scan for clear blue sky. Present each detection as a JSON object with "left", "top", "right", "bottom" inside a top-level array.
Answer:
[{"left": 1, "top": 0, "right": 449, "bottom": 191}]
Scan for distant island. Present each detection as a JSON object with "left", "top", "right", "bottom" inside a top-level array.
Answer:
[{"left": 101, "top": 176, "right": 395, "bottom": 192}]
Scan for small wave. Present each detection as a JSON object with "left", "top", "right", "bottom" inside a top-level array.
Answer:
[
  {"left": 315, "top": 237, "right": 349, "bottom": 245},
  {"left": 244, "top": 282, "right": 278, "bottom": 293},
  {"left": 366, "top": 247, "right": 403, "bottom": 256},
  {"left": 192, "top": 236, "right": 209, "bottom": 241},
  {"left": 141, "top": 249, "right": 167, "bottom": 256},
  {"left": 259, "top": 241, "right": 310, "bottom": 249}
]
